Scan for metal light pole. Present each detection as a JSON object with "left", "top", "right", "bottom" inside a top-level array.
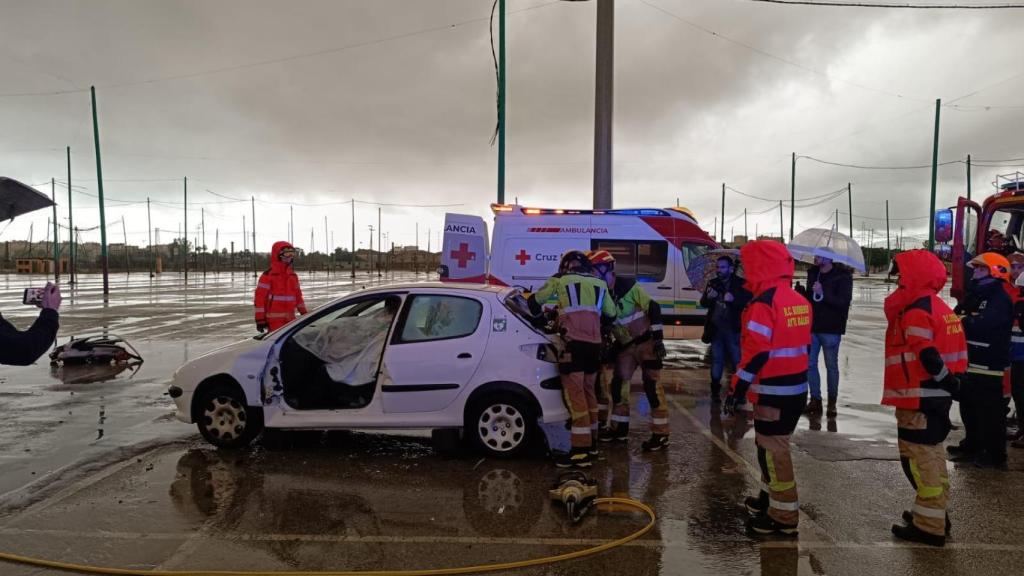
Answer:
[
  {"left": 183, "top": 177, "right": 188, "bottom": 281},
  {"left": 593, "top": 0, "right": 614, "bottom": 210},
  {"left": 147, "top": 198, "right": 153, "bottom": 277},
  {"left": 928, "top": 98, "right": 941, "bottom": 251},
  {"left": 497, "top": 0, "right": 506, "bottom": 204},
  {"left": 251, "top": 196, "right": 257, "bottom": 278},
  {"left": 66, "top": 146, "right": 75, "bottom": 284},
  {"left": 789, "top": 152, "right": 796, "bottom": 241},
  {"left": 720, "top": 183, "right": 725, "bottom": 241},
  {"left": 351, "top": 198, "right": 356, "bottom": 278},
  {"left": 90, "top": 86, "right": 109, "bottom": 295},
  {"left": 848, "top": 182, "right": 853, "bottom": 237},
  {"left": 51, "top": 179, "right": 58, "bottom": 282}
]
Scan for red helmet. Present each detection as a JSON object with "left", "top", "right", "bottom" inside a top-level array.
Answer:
[
  {"left": 586, "top": 250, "right": 615, "bottom": 267},
  {"left": 969, "top": 252, "right": 1011, "bottom": 281}
]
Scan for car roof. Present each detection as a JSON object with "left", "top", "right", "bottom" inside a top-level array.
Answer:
[{"left": 350, "top": 282, "right": 507, "bottom": 295}]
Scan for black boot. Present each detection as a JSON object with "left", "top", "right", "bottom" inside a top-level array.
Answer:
[
  {"left": 710, "top": 380, "right": 722, "bottom": 404},
  {"left": 902, "top": 510, "right": 951, "bottom": 535},
  {"left": 599, "top": 424, "right": 628, "bottom": 443},
  {"left": 892, "top": 522, "right": 945, "bottom": 547},
  {"left": 804, "top": 397, "right": 823, "bottom": 415},
  {"left": 747, "top": 514, "right": 798, "bottom": 536},
  {"left": 744, "top": 492, "right": 769, "bottom": 516},
  {"left": 641, "top": 434, "right": 669, "bottom": 452},
  {"left": 555, "top": 448, "right": 593, "bottom": 469}
]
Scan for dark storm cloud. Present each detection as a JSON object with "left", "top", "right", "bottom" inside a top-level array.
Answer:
[{"left": 1, "top": 0, "right": 1022, "bottom": 250}]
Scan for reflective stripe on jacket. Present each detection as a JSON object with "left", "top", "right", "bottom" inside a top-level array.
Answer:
[
  {"left": 730, "top": 286, "right": 812, "bottom": 404},
  {"left": 881, "top": 250, "right": 967, "bottom": 411},
  {"left": 728, "top": 241, "right": 812, "bottom": 405},
  {"left": 612, "top": 278, "right": 663, "bottom": 346},
  {"left": 882, "top": 295, "right": 967, "bottom": 410},
  {"left": 254, "top": 241, "right": 307, "bottom": 330},
  {"left": 533, "top": 272, "right": 617, "bottom": 344}
]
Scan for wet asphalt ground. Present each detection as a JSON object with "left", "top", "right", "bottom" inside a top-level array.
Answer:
[{"left": 0, "top": 271, "right": 1022, "bottom": 575}]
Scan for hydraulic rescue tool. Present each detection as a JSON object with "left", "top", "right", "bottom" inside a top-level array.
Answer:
[{"left": 549, "top": 471, "right": 598, "bottom": 524}]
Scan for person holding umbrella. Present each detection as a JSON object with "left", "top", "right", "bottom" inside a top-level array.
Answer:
[
  {"left": 795, "top": 256, "right": 853, "bottom": 417},
  {"left": 788, "top": 228, "right": 862, "bottom": 418}
]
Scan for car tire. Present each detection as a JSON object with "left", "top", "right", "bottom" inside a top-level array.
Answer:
[
  {"left": 465, "top": 393, "right": 534, "bottom": 458},
  {"left": 196, "top": 384, "right": 263, "bottom": 449}
]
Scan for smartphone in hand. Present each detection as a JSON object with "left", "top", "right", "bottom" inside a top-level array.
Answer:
[{"left": 22, "top": 287, "right": 45, "bottom": 307}]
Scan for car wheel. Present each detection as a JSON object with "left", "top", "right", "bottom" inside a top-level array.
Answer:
[
  {"left": 196, "top": 384, "right": 263, "bottom": 449},
  {"left": 466, "top": 393, "right": 534, "bottom": 458}
]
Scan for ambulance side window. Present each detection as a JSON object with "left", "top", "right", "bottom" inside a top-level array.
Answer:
[
  {"left": 592, "top": 240, "right": 667, "bottom": 282},
  {"left": 635, "top": 241, "right": 668, "bottom": 281},
  {"left": 593, "top": 241, "right": 636, "bottom": 275}
]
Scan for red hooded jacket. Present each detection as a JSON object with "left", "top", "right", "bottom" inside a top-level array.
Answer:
[
  {"left": 254, "top": 241, "right": 307, "bottom": 330},
  {"left": 882, "top": 250, "right": 967, "bottom": 410},
  {"left": 729, "top": 241, "right": 812, "bottom": 405}
]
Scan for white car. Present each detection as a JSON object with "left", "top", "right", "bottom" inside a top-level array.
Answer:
[{"left": 168, "top": 283, "right": 567, "bottom": 458}]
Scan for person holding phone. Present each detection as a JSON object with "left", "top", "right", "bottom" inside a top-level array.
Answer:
[{"left": 1, "top": 282, "right": 61, "bottom": 366}]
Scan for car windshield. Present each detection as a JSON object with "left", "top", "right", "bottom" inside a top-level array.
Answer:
[{"left": 502, "top": 288, "right": 549, "bottom": 336}]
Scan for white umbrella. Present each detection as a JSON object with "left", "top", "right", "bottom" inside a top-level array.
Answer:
[{"left": 787, "top": 228, "right": 866, "bottom": 273}]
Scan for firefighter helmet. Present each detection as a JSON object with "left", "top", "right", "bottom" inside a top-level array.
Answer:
[
  {"left": 559, "top": 250, "right": 592, "bottom": 274},
  {"left": 968, "top": 252, "right": 1011, "bottom": 281}
]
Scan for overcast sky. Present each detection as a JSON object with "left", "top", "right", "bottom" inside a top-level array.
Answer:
[{"left": 2, "top": 0, "right": 1023, "bottom": 254}]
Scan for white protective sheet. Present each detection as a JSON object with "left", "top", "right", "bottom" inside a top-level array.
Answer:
[{"left": 293, "top": 309, "right": 392, "bottom": 386}]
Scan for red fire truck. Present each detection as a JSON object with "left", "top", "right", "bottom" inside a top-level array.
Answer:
[{"left": 938, "top": 172, "right": 1024, "bottom": 302}]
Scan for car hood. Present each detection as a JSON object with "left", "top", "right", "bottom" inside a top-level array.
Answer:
[{"left": 173, "top": 335, "right": 272, "bottom": 386}]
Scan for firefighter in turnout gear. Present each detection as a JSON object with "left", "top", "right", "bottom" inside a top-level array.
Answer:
[
  {"left": 254, "top": 241, "right": 308, "bottom": 332},
  {"left": 949, "top": 252, "right": 1013, "bottom": 469},
  {"left": 531, "top": 250, "right": 618, "bottom": 468},
  {"left": 883, "top": 250, "right": 967, "bottom": 547},
  {"left": 587, "top": 250, "right": 671, "bottom": 451},
  {"left": 723, "top": 240, "right": 811, "bottom": 537}
]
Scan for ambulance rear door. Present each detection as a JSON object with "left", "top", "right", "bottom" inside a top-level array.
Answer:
[{"left": 439, "top": 213, "right": 489, "bottom": 283}]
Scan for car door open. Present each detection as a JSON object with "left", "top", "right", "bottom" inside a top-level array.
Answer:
[
  {"left": 277, "top": 294, "right": 402, "bottom": 410},
  {"left": 380, "top": 294, "right": 489, "bottom": 414}
]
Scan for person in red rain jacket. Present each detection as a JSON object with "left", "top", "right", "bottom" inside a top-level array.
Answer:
[
  {"left": 723, "top": 240, "right": 811, "bottom": 537},
  {"left": 254, "top": 241, "right": 308, "bottom": 332},
  {"left": 883, "top": 250, "right": 966, "bottom": 547}
]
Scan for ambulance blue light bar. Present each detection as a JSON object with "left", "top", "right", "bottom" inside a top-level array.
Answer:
[{"left": 491, "top": 204, "right": 671, "bottom": 217}]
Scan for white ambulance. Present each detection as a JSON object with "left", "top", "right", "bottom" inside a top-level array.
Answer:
[{"left": 439, "top": 204, "right": 720, "bottom": 339}]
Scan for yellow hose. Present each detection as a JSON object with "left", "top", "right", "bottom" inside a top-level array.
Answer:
[{"left": 0, "top": 497, "right": 654, "bottom": 576}]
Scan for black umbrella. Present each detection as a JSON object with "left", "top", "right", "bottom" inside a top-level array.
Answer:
[{"left": 0, "top": 177, "right": 54, "bottom": 221}]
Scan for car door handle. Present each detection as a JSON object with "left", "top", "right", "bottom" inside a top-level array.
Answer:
[
  {"left": 657, "top": 285, "right": 672, "bottom": 290},
  {"left": 457, "top": 353, "right": 473, "bottom": 359}
]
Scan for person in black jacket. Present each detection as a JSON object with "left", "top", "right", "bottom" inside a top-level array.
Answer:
[
  {"left": 948, "top": 253, "right": 1013, "bottom": 469},
  {"left": 0, "top": 282, "right": 61, "bottom": 366},
  {"left": 700, "top": 256, "right": 752, "bottom": 403},
  {"left": 794, "top": 256, "right": 853, "bottom": 417}
]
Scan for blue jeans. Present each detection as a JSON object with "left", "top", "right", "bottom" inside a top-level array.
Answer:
[
  {"left": 808, "top": 332, "right": 842, "bottom": 400},
  {"left": 711, "top": 330, "right": 741, "bottom": 383}
]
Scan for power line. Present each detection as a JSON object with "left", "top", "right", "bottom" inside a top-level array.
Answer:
[
  {"left": 748, "top": 1, "right": 1024, "bottom": 8},
  {"left": 0, "top": 1, "right": 560, "bottom": 98},
  {"left": 638, "top": 0, "right": 927, "bottom": 102},
  {"left": 799, "top": 155, "right": 965, "bottom": 170},
  {"left": 839, "top": 210, "right": 929, "bottom": 221}
]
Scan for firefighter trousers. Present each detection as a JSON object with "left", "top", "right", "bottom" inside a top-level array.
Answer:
[
  {"left": 609, "top": 340, "right": 667, "bottom": 436},
  {"left": 895, "top": 408, "right": 950, "bottom": 537},
  {"left": 960, "top": 373, "right": 1006, "bottom": 461},
  {"left": 560, "top": 341, "right": 601, "bottom": 450},
  {"left": 753, "top": 394, "right": 805, "bottom": 526}
]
